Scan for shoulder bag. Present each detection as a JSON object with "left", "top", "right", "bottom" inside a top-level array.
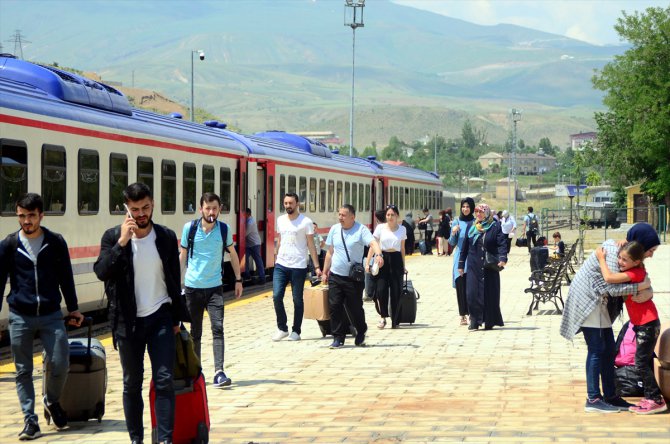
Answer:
[{"left": 341, "top": 227, "right": 365, "bottom": 282}]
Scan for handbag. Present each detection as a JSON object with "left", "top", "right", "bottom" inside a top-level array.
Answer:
[
  {"left": 341, "top": 227, "right": 365, "bottom": 282},
  {"left": 483, "top": 232, "right": 503, "bottom": 272},
  {"left": 515, "top": 237, "right": 528, "bottom": 248}
]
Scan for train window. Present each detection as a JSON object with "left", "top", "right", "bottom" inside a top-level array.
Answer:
[
  {"left": 202, "top": 165, "right": 214, "bottom": 194},
  {"left": 358, "top": 183, "right": 364, "bottom": 212},
  {"left": 279, "top": 174, "right": 285, "bottom": 213},
  {"left": 42, "top": 145, "right": 66, "bottom": 215},
  {"left": 268, "top": 176, "right": 274, "bottom": 213},
  {"left": 220, "top": 167, "right": 231, "bottom": 213},
  {"left": 336, "top": 181, "right": 343, "bottom": 209},
  {"left": 319, "top": 179, "right": 326, "bottom": 212},
  {"left": 344, "top": 182, "right": 350, "bottom": 206},
  {"left": 137, "top": 157, "right": 154, "bottom": 193},
  {"left": 351, "top": 183, "right": 357, "bottom": 211},
  {"left": 309, "top": 178, "right": 317, "bottom": 213},
  {"left": 161, "top": 160, "right": 176, "bottom": 214},
  {"left": 183, "top": 162, "right": 196, "bottom": 213},
  {"left": 327, "top": 180, "right": 334, "bottom": 212},
  {"left": 288, "top": 175, "right": 296, "bottom": 194},
  {"left": 299, "top": 176, "right": 306, "bottom": 212},
  {"left": 364, "top": 184, "right": 371, "bottom": 211},
  {"left": 0, "top": 139, "right": 28, "bottom": 215},
  {"left": 240, "top": 170, "right": 245, "bottom": 215},
  {"left": 109, "top": 153, "right": 128, "bottom": 214},
  {"left": 78, "top": 149, "right": 99, "bottom": 214}
]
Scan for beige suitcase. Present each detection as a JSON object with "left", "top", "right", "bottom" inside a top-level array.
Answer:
[{"left": 304, "top": 285, "right": 330, "bottom": 321}]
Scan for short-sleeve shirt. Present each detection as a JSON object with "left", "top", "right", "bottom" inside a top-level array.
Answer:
[
  {"left": 424, "top": 214, "right": 434, "bottom": 231},
  {"left": 276, "top": 213, "right": 314, "bottom": 269},
  {"left": 325, "top": 222, "right": 374, "bottom": 277},
  {"left": 246, "top": 216, "right": 262, "bottom": 247},
  {"left": 181, "top": 220, "right": 233, "bottom": 289},
  {"left": 624, "top": 267, "right": 658, "bottom": 326},
  {"left": 373, "top": 223, "right": 407, "bottom": 252}
]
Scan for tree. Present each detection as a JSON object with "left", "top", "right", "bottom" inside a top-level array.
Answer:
[
  {"left": 359, "top": 146, "right": 377, "bottom": 158},
  {"left": 462, "top": 119, "right": 477, "bottom": 149},
  {"left": 592, "top": 6, "right": 670, "bottom": 207},
  {"left": 380, "top": 136, "right": 407, "bottom": 161},
  {"left": 538, "top": 137, "right": 556, "bottom": 156}
]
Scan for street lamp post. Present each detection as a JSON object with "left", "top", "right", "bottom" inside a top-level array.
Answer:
[
  {"left": 190, "top": 49, "right": 205, "bottom": 122},
  {"left": 434, "top": 133, "right": 437, "bottom": 174},
  {"left": 344, "top": 0, "right": 365, "bottom": 157},
  {"left": 511, "top": 109, "right": 522, "bottom": 218}
]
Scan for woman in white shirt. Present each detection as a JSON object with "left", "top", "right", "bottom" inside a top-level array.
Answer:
[{"left": 367, "top": 204, "right": 407, "bottom": 329}]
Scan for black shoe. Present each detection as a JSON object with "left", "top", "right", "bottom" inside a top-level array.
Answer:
[
  {"left": 19, "top": 420, "right": 41, "bottom": 440},
  {"left": 43, "top": 396, "right": 68, "bottom": 430},
  {"left": 355, "top": 332, "right": 366, "bottom": 346},
  {"left": 468, "top": 323, "right": 479, "bottom": 332},
  {"left": 329, "top": 339, "right": 344, "bottom": 349},
  {"left": 604, "top": 396, "right": 634, "bottom": 411}
]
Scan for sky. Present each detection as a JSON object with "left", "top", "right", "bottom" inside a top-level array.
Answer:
[{"left": 394, "top": 0, "right": 668, "bottom": 46}]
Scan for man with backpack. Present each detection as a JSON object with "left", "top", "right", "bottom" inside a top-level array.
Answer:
[
  {"left": 0, "top": 193, "right": 84, "bottom": 440},
  {"left": 522, "top": 206, "right": 540, "bottom": 253},
  {"left": 180, "top": 192, "right": 243, "bottom": 388}
]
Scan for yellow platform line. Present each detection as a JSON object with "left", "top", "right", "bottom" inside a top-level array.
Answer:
[{"left": 0, "top": 289, "right": 274, "bottom": 375}]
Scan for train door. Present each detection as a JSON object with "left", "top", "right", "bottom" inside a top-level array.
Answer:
[
  {"left": 373, "top": 177, "right": 386, "bottom": 228},
  {"left": 264, "top": 163, "right": 276, "bottom": 268}
]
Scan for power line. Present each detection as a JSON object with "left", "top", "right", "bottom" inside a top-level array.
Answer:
[{"left": 6, "top": 30, "right": 31, "bottom": 59}]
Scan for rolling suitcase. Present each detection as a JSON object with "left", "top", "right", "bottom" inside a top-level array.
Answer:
[
  {"left": 394, "top": 273, "right": 419, "bottom": 325},
  {"left": 418, "top": 240, "right": 427, "bottom": 255},
  {"left": 43, "top": 316, "right": 107, "bottom": 424},
  {"left": 150, "top": 373, "right": 210, "bottom": 444}
]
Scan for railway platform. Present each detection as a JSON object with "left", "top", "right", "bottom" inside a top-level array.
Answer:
[{"left": 1, "top": 243, "right": 669, "bottom": 443}]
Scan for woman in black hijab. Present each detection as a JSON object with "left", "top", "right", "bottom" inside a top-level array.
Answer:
[{"left": 448, "top": 197, "right": 475, "bottom": 326}]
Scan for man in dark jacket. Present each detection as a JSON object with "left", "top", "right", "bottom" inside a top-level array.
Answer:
[
  {"left": 0, "top": 193, "right": 83, "bottom": 440},
  {"left": 94, "top": 183, "right": 185, "bottom": 444}
]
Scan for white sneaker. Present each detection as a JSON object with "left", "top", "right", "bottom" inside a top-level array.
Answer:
[
  {"left": 272, "top": 329, "right": 289, "bottom": 341},
  {"left": 288, "top": 331, "right": 301, "bottom": 341}
]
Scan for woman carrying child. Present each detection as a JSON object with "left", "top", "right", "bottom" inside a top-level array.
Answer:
[{"left": 596, "top": 240, "right": 666, "bottom": 414}]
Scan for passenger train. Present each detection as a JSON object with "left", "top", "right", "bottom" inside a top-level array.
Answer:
[{"left": 0, "top": 54, "right": 443, "bottom": 331}]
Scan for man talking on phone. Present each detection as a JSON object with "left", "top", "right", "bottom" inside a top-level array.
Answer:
[{"left": 94, "top": 183, "right": 187, "bottom": 444}]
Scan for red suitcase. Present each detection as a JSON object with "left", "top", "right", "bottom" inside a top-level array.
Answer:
[{"left": 150, "top": 373, "right": 210, "bottom": 444}]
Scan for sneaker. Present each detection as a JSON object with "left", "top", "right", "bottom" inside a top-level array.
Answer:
[
  {"left": 604, "top": 396, "right": 634, "bottom": 411},
  {"left": 629, "top": 398, "right": 667, "bottom": 415},
  {"left": 213, "top": 371, "right": 232, "bottom": 388},
  {"left": 584, "top": 397, "right": 620, "bottom": 413},
  {"left": 271, "top": 329, "right": 289, "bottom": 341},
  {"left": 329, "top": 339, "right": 344, "bottom": 349},
  {"left": 18, "top": 420, "right": 41, "bottom": 440},
  {"left": 43, "top": 396, "right": 68, "bottom": 429},
  {"left": 288, "top": 331, "right": 301, "bottom": 341},
  {"left": 355, "top": 332, "right": 366, "bottom": 346}
]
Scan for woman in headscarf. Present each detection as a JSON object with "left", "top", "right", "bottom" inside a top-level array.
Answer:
[
  {"left": 448, "top": 198, "right": 475, "bottom": 326},
  {"left": 559, "top": 222, "right": 659, "bottom": 413},
  {"left": 458, "top": 203, "right": 508, "bottom": 331}
]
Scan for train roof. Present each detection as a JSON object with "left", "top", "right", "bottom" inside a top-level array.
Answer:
[{"left": 0, "top": 56, "right": 249, "bottom": 156}]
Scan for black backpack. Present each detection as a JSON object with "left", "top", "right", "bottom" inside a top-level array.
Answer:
[
  {"left": 185, "top": 218, "right": 229, "bottom": 272},
  {"left": 528, "top": 214, "right": 539, "bottom": 234}
]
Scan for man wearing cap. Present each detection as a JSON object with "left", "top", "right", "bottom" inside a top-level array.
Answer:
[{"left": 560, "top": 222, "right": 659, "bottom": 414}]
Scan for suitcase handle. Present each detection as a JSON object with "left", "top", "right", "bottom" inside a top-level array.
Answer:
[{"left": 64, "top": 316, "right": 94, "bottom": 370}]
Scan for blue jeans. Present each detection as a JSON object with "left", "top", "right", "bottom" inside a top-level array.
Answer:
[
  {"left": 184, "top": 286, "right": 225, "bottom": 372},
  {"left": 9, "top": 310, "right": 69, "bottom": 423},
  {"left": 582, "top": 327, "right": 616, "bottom": 400},
  {"left": 243, "top": 244, "right": 266, "bottom": 281},
  {"left": 116, "top": 307, "right": 175, "bottom": 443},
  {"left": 272, "top": 263, "right": 308, "bottom": 335}
]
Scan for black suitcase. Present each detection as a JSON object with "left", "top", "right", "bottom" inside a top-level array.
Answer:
[
  {"left": 394, "top": 273, "right": 419, "bottom": 325},
  {"left": 317, "top": 305, "right": 357, "bottom": 338},
  {"left": 44, "top": 317, "right": 107, "bottom": 424}
]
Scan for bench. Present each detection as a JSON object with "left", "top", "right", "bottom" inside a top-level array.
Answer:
[{"left": 524, "top": 259, "right": 567, "bottom": 315}]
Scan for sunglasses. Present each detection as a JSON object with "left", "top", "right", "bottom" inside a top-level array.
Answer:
[{"left": 386, "top": 204, "right": 398, "bottom": 210}]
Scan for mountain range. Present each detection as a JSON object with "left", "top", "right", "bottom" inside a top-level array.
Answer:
[{"left": 0, "top": 0, "right": 628, "bottom": 148}]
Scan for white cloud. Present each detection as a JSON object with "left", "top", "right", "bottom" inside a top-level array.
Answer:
[{"left": 393, "top": 0, "right": 667, "bottom": 46}]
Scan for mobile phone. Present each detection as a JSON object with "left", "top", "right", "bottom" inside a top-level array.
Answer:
[{"left": 123, "top": 203, "right": 134, "bottom": 219}]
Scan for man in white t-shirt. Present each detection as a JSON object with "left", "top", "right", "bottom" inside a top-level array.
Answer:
[
  {"left": 271, "top": 193, "right": 322, "bottom": 341},
  {"left": 94, "top": 183, "right": 187, "bottom": 444}
]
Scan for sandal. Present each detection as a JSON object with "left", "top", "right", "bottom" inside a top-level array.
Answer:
[
  {"left": 377, "top": 319, "right": 387, "bottom": 329},
  {"left": 460, "top": 317, "right": 468, "bottom": 326}
]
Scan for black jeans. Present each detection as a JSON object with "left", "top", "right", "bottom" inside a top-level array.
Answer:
[
  {"left": 455, "top": 275, "right": 468, "bottom": 317},
  {"left": 184, "top": 286, "right": 225, "bottom": 372},
  {"left": 526, "top": 231, "right": 537, "bottom": 252},
  {"left": 328, "top": 273, "right": 367, "bottom": 342},
  {"left": 116, "top": 306, "right": 175, "bottom": 443},
  {"left": 424, "top": 230, "right": 433, "bottom": 253},
  {"left": 374, "top": 251, "right": 403, "bottom": 322},
  {"left": 633, "top": 320, "right": 662, "bottom": 401}
]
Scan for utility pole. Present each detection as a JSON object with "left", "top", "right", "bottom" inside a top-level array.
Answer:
[
  {"left": 433, "top": 133, "right": 437, "bottom": 174},
  {"left": 6, "top": 30, "right": 30, "bottom": 59},
  {"left": 344, "top": 0, "right": 365, "bottom": 157}
]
